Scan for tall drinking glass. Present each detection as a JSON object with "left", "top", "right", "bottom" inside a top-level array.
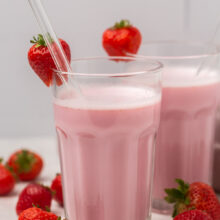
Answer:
[
  {"left": 52, "top": 57, "right": 162, "bottom": 220},
  {"left": 137, "top": 42, "right": 220, "bottom": 214}
]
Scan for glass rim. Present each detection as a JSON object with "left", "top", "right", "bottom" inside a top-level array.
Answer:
[
  {"left": 130, "top": 40, "right": 220, "bottom": 60},
  {"left": 53, "top": 56, "right": 163, "bottom": 77}
]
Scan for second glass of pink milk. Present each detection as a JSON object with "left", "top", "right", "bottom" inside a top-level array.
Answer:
[
  {"left": 137, "top": 42, "right": 220, "bottom": 214},
  {"left": 52, "top": 56, "right": 162, "bottom": 220}
]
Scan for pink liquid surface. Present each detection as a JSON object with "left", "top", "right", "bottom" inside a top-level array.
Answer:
[
  {"left": 54, "top": 86, "right": 160, "bottom": 220},
  {"left": 153, "top": 68, "right": 220, "bottom": 213}
]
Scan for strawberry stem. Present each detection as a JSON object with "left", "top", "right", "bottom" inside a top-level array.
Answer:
[
  {"left": 30, "top": 34, "right": 53, "bottom": 48},
  {"left": 30, "top": 34, "right": 47, "bottom": 47},
  {"left": 112, "top": 19, "right": 131, "bottom": 29}
]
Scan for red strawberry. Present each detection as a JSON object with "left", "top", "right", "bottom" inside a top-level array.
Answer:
[
  {"left": 51, "top": 174, "right": 63, "bottom": 206},
  {"left": 16, "top": 183, "right": 52, "bottom": 215},
  {"left": 0, "top": 161, "right": 15, "bottom": 195},
  {"left": 174, "top": 210, "right": 212, "bottom": 220},
  {"left": 7, "top": 149, "right": 43, "bottom": 181},
  {"left": 18, "top": 207, "right": 60, "bottom": 220},
  {"left": 102, "top": 19, "right": 142, "bottom": 56},
  {"left": 165, "top": 179, "right": 220, "bottom": 220},
  {"left": 28, "top": 34, "right": 71, "bottom": 87}
]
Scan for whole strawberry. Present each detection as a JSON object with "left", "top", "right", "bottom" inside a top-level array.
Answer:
[
  {"left": 7, "top": 149, "right": 43, "bottom": 181},
  {"left": 0, "top": 161, "right": 15, "bottom": 195},
  {"left": 102, "top": 19, "right": 142, "bottom": 56},
  {"left": 18, "top": 207, "right": 60, "bottom": 220},
  {"left": 28, "top": 34, "right": 71, "bottom": 87},
  {"left": 51, "top": 174, "right": 63, "bottom": 206},
  {"left": 174, "top": 210, "right": 212, "bottom": 220},
  {"left": 165, "top": 179, "right": 220, "bottom": 220},
  {"left": 16, "top": 183, "right": 52, "bottom": 215}
]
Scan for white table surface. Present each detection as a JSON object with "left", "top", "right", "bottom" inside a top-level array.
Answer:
[{"left": 0, "top": 137, "right": 171, "bottom": 220}]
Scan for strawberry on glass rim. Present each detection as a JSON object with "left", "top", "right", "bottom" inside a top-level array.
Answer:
[
  {"left": 165, "top": 179, "right": 220, "bottom": 220},
  {"left": 28, "top": 34, "right": 71, "bottom": 87},
  {"left": 102, "top": 19, "right": 142, "bottom": 56}
]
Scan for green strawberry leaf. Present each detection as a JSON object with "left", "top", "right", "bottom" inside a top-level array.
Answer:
[
  {"left": 112, "top": 19, "right": 131, "bottom": 29},
  {"left": 173, "top": 204, "right": 178, "bottom": 217},
  {"left": 30, "top": 34, "right": 53, "bottom": 47},
  {"left": 164, "top": 188, "right": 185, "bottom": 203},
  {"left": 164, "top": 179, "right": 191, "bottom": 218},
  {"left": 32, "top": 203, "right": 40, "bottom": 208},
  {"left": 185, "top": 197, "right": 190, "bottom": 205},
  {"left": 45, "top": 206, "right": 51, "bottom": 212},
  {"left": 16, "top": 150, "right": 36, "bottom": 173},
  {"left": 176, "top": 179, "right": 189, "bottom": 194}
]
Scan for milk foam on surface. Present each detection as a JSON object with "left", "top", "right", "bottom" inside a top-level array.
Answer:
[{"left": 54, "top": 85, "right": 161, "bottom": 110}]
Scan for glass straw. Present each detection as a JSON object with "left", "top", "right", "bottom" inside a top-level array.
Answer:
[{"left": 196, "top": 20, "right": 220, "bottom": 75}]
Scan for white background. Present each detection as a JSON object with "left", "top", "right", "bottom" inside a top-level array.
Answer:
[{"left": 0, "top": 0, "right": 220, "bottom": 137}]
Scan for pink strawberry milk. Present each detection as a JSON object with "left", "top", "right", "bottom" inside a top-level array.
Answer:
[
  {"left": 53, "top": 57, "right": 162, "bottom": 220},
  {"left": 153, "top": 66, "right": 220, "bottom": 213},
  {"left": 136, "top": 43, "right": 220, "bottom": 214}
]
